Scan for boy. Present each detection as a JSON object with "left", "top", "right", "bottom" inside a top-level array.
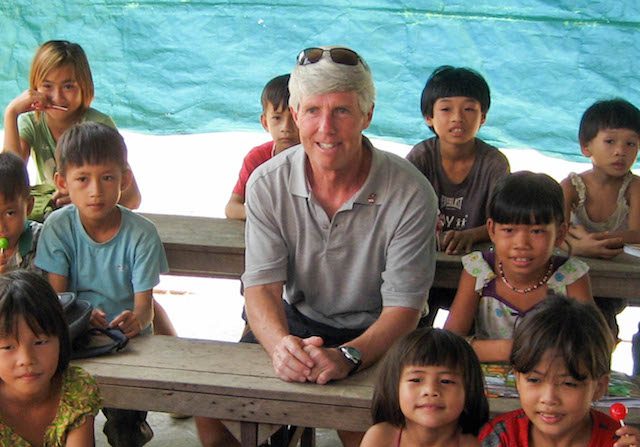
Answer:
[
  {"left": 0, "top": 152, "right": 42, "bottom": 273},
  {"left": 406, "top": 65, "right": 510, "bottom": 255},
  {"left": 225, "top": 73, "right": 300, "bottom": 219},
  {"left": 35, "top": 122, "right": 168, "bottom": 446}
]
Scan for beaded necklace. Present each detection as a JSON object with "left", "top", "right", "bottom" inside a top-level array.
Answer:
[{"left": 498, "top": 259, "right": 553, "bottom": 294}]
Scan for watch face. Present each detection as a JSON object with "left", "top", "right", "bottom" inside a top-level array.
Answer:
[{"left": 341, "top": 346, "right": 361, "bottom": 364}]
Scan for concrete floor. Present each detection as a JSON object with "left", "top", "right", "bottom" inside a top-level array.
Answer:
[{"left": 94, "top": 411, "right": 343, "bottom": 446}]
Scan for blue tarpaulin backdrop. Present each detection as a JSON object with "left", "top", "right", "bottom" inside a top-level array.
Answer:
[{"left": 1, "top": 1, "right": 639, "bottom": 162}]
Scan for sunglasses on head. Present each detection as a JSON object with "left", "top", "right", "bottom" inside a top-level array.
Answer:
[{"left": 297, "top": 47, "right": 363, "bottom": 67}]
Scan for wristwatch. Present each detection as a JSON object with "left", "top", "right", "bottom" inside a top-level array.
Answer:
[{"left": 339, "top": 346, "right": 362, "bottom": 375}]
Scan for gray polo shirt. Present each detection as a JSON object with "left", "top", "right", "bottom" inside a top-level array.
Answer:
[{"left": 243, "top": 137, "right": 438, "bottom": 329}]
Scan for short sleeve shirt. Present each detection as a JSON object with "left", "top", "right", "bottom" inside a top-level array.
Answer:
[
  {"left": 0, "top": 366, "right": 101, "bottom": 447},
  {"left": 406, "top": 137, "right": 510, "bottom": 231},
  {"left": 242, "top": 137, "right": 438, "bottom": 329},
  {"left": 18, "top": 108, "right": 116, "bottom": 185},
  {"left": 35, "top": 205, "right": 169, "bottom": 324},
  {"left": 232, "top": 141, "right": 275, "bottom": 197},
  {"left": 479, "top": 408, "right": 620, "bottom": 447},
  {"left": 3, "top": 220, "right": 43, "bottom": 273}
]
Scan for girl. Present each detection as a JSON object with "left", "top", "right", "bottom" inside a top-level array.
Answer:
[
  {"left": 480, "top": 295, "right": 640, "bottom": 447},
  {"left": 444, "top": 171, "right": 593, "bottom": 363},
  {"left": 0, "top": 269, "right": 100, "bottom": 446},
  {"left": 2, "top": 39, "right": 141, "bottom": 210},
  {"left": 361, "top": 327, "right": 489, "bottom": 447},
  {"left": 561, "top": 98, "right": 640, "bottom": 259}
]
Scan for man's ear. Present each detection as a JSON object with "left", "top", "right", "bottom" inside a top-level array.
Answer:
[
  {"left": 425, "top": 115, "right": 433, "bottom": 127},
  {"left": 54, "top": 172, "right": 68, "bottom": 195},
  {"left": 480, "top": 112, "right": 487, "bottom": 126},
  {"left": 290, "top": 105, "right": 299, "bottom": 126},
  {"left": 581, "top": 144, "right": 592, "bottom": 157}
]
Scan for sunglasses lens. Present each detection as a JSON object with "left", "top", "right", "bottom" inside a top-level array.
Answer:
[
  {"left": 329, "top": 48, "right": 360, "bottom": 66},
  {"left": 298, "top": 47, "right": 324, "bottom": 65}
]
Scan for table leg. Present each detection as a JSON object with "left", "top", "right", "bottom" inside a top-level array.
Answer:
[
  {"left": 240, "top": 421, "right": 258, "bottom": 447},
  {"left": 301, "top": 427, "right": 316, "bottom": 447}
]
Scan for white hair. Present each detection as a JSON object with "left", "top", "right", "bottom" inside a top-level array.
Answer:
[{"left": 288, "top": 46, "right": 376, "bottom": 115}]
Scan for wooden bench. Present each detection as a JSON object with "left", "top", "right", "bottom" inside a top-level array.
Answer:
[
  {"left": 75, "top": 335, "right": 640, "bottom": 447},
  {"left": 142, "top": 212, "right": 640, "bottom": 303}
]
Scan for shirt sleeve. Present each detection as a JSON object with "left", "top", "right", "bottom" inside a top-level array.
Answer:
[
  {"left": 380, "top": 179, "right": 437, "bottom": 310},
  {"left": 34, "top": 211, "right": 73, "bottom": 277},
  {"left": 131, "top": 219, "right": 169, "bottom": 293},
  {"left": 241, "top": 174, "right": 289, "bottom": 288}
]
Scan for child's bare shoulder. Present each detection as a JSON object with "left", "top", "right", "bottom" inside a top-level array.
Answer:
[{"left": 361, "top": 422, "right": 400, "bottom": 445}]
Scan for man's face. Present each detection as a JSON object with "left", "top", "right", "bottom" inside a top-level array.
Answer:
[{"left": 292, "top": 91, "right": 373, "bottom": 175}]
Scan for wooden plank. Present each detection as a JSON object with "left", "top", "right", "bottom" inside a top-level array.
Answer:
[{"left": 141, "top": 213, "right": 640, "bottom": 302}]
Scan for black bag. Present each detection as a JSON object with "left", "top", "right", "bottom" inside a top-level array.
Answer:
[{"left": 58, "top": 292, "right": 129, "bottom": 359}]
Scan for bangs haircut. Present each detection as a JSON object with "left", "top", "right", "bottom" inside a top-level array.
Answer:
[
  {"left": 0, "top": 270, "right": 71, "bottom": 376},
  {"left": 371, "top": 328, "right": 488, "bottom": 435},
  {"left": 0, "top": 152, "right": 30, "bottom": 201},
  {"left": 579, "top": 98, "right": 640, "bottom": 146},
  {"left": 29, "top": 40, "right": 94, "bottom": 117},
  {"left": 511, "top": 295, "right": 613, "bottom": 381},
  {"left": 261, "top": 74, "right": 292, "bottom": 112},
  {"left": 489, "top": 171, "right": 564, "bottom": 226},
  {"left": 56, "top": 122, "right": 127, "bottom": 175},
  {"left": 421, "top": 65, "right": 491, "bottom": 118}
]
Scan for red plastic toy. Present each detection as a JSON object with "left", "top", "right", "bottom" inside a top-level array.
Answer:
[{"left": 610, "top": 402, "right": 628, "bottom": 426}]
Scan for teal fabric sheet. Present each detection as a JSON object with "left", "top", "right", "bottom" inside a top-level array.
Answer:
[{"left": 1, "top": 1, "right": 639, "bottom": 162}]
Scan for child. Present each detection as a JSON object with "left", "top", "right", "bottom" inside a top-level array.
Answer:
[
  {"left": 561, "top": 98, "right": 640, "bottom": 259},
  {"left": 0, "top": 269, "right": 101, "bottom": 445},
  {"left": 3, "top": 39, "right": 141, "bottom": 210},
  {"left": 0, "top": 152, "right": 42, "bottom": 274},
  {"left": 406, "top": 65, "right": 510, "bottom": 255},
  {"left": 35, "top": 122, "right": 168, "bottom": 445},
  {"left": 444, "top": 171, "right": 593, "bottom": 363},
  {"left": 361, "top": 327, "right": 489, "bottom": 447},
  {"left": 479, "top": 295, "right": 640, "bottom": 446},
  {"left": 225, "top": 73, "right": 300, "bottom": 220}
]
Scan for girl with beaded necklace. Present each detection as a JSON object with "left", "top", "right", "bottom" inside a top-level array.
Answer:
[{"left": 444, "top": 171, "right": 593, "bottom": 363}]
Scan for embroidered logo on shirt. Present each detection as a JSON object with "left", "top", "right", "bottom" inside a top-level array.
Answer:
[{"left": 367, "top": 193, "right": 377, "bottom": 204}]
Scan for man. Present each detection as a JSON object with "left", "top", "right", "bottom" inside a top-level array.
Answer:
[{"left": 196, "top": 46, "right": 438, "bottom": 447}]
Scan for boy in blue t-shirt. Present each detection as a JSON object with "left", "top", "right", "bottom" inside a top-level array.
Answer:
[{"left": 35, "top": 122, "right": 168, "bottom": 445}]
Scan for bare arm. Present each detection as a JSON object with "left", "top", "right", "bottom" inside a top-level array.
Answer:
[
  {"left": 225, "top": 193, "right": 246, "bottom": 220},
  {"left": 305, "top": 306, "right": 420, "bottom": 385},
  {"left": 441, "top": 225, "right": 489, "bottom": 255},
  {"left": 565, "top": 274, "right": 593, "bottom": 303},
  {"left": 64, "top": 415, "right": 95, "bottom": 446},
  {"left": 444, "top": 270, "right": 512, "bottom": 362},
  {"left": 3, "top": 90, "right": 39, "bottom": 161},
  {"left": 47, "top": 272, "right": 69, "bottom": 293},
  {"left": 109, "top": 289, "right": 153, "bottom": 338},
  {"left": 244, "top": 281, "right": 316, "bottom": 383}
]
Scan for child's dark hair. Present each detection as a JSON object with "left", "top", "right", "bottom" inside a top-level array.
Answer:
[
  {"left": 511, "top": 295, "right": 613, "bottom": 381},
  {"left": 0, "top": 152, "right": 30, "bottom": 201},
  {"left": 261, "top": 74, "right": 291, "bottom": 112},
  {"left": 579, "top": 98, "right": 640, "bottom": 147},
  {"left": 0, "top": 270, "right": 71, "bottom": 376},
  {"left": 489, "top": 171, "right": 564, "bottom": 226},
  {"left": 56, "top": 122, "right": 127, "bottom": 176},
  {"left": 420, "top": 65, "right": 491, "bottom": 121},
  {"left": 371, "top": 327, "right": 489, "bottom": 435}
]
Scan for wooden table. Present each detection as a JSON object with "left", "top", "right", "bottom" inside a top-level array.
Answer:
[
  {"left": 76, "top": 336, "right": 374, "bottom": 446},
  {"left": 75, "top": 336, "right": 640, "bottom": 447},
  {"left": 142, "top": 213, "right": 640, "bottom": 303}
]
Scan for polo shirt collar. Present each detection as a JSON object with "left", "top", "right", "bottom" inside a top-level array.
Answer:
[{"left": 288, "top": 136, "right": 387, "bottom": 206}]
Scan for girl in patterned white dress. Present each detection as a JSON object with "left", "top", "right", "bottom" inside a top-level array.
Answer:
[{"left": 444, "top": 171, "right": 593, "bottom": 363}]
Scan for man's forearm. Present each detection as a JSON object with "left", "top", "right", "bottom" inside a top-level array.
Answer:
[{"left": 244, "top": 282, "right": 288, "bottom": 355}]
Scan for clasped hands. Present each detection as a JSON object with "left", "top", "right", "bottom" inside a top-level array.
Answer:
[
  {"left": 270, "top": 335, "right": 353, "bottom": 385},
  {"left": 90, "top": 308, "right": 143, "bottom": 338},
  {"left": 568, "top": 224, "right": 624, "bottom": 259}
]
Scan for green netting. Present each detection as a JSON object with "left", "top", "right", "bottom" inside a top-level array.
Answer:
[{"left": 1, "top": 1, "right": 639, "bottom": 162}]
